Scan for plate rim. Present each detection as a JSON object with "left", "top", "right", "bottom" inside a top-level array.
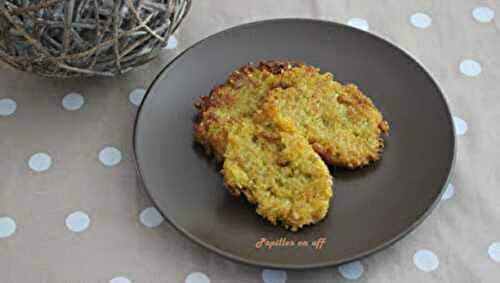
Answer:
[{"left": 133, "top": 18, "right": 457, "bottom": 270}]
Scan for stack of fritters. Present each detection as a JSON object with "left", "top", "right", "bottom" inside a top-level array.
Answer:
[{"left": 195, "top": 62, "right": 389, "bottom": 231}]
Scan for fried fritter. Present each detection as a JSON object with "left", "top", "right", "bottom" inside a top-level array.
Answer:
[
  {"left": 194, "top": 61, "right": 389, "bottom": 231},
  {"left": 223, "top": 115, "right": 333, "bottom": 231},
  {"left": 195, "top": 62, "right": 294, "bottom": 160},
  {"left": 263, "top": 65, "right": 389, "bottom": 168},
  {"left": 196, "top": 62, "right": 388, "bottom": 168}
]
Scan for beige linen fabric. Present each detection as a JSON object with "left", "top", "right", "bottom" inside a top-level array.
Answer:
[{"left": 1, "top": 1, "right": 499, "bottom": 282}]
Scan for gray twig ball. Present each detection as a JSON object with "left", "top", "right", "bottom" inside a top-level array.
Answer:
[{"left": 0, "top": 0, "right": 191, "bottom": 77}]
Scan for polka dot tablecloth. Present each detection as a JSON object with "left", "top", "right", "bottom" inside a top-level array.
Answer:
[{"left": 1, "top": 1, "right": 499, "bottom": 282}]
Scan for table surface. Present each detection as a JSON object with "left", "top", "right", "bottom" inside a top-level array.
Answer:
[{"left": 1, "top": 1, "right": 499, "bottom": 282}]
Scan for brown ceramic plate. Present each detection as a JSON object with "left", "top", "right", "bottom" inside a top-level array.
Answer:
[{"left": 133, "top": 19, "right": 455, "bottom": 269}]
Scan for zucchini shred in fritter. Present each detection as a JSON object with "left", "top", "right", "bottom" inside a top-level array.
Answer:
[{"left": 194, "top": 61, "right": 389, "bottom": 231}]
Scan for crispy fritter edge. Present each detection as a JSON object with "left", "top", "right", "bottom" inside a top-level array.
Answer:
[{"left": 193, "top": 61, "right": 300, "bottom": 158}]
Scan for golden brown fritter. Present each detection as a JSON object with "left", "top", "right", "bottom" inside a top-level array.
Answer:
[
  {"left": 223, "top": 115, "right": 333, "bottom": 231},
  {"left": 263, "top": 65, "right": 389, "bottom": 168},
  {"left": 195, "top": 62, "right": 294, "bottom": 160},
  {"left": 196, "top": 62, "right": 388, "bottom": 168},
  {"left": 194, "top": 61, "right": 389, "bottom": 231}
]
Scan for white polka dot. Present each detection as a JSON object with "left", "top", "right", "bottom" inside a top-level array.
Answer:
[
  {"left": 262, "top": 269, "right": 287, "bottom": 283},
  {"left": 472, "top": 7, "right": 495, "bottom": 23},
  {"left": 413, "top": 250, "right": 439, "bottom": 272},
  {"left": 185, "top": 272, "right": 210, "bottom": 283},
  {"left": 110, "top": 276, "right": 131, "bottom": 283},
  {"left": 139, "top": 207, "right": 164, "bottom": 228},
  {"left": 453, "top": 116, "right": 468, "bottom": 136},
  {"left": 0, "top": 217, "right": 16, "bottom": 239},
  {"left": 164, "top": 35, "right": 178, "bottom": 50},
  {"left": 441, "top": 183, "right": 455, "bottom": 200},
  {"left": 62, "top": 93, "right": 85, "bottom": 111},
  {"left": 488, "top": 242, "right": 500, "bottom": 263},
  {"left": 410, "top": 13, "right": 432, "bottom": 29},
  {"left": 0, "top": 98, "right": 17, "bottom": 116},
  {"left": 347, "top": 18, "right": 369, "bottom": 31},
  {"left": 129, "top": 88, "right": 146, "bottom": 106},
  {"left": 338, "top": 261, "right": 364, "bottom": 280},
  {"left": 459, "top": 59, "right": 482, "bottom": 77},
  {"left": 99, "top": 146, "right": 122, "bottom": 167},
  {"left": 65, "top": 211, "right": 90, "bottom": 233},
  {"left": 28, "top": 152, "right": 52, "bottom": 172}
]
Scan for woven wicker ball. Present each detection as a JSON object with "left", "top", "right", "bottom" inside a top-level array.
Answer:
[{"left": 0, "top": 0, "right": 191, "bottom": 77}]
